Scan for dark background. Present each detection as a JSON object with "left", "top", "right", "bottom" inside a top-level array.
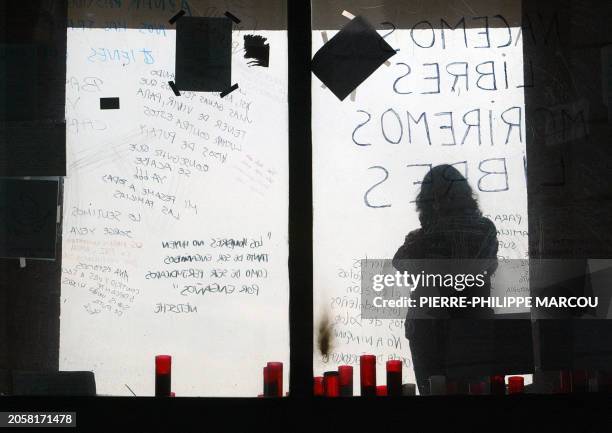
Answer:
[
  {"left": 0, "top": 0, "right": 66, "bottom": 394},
  {"left": 1, "top": 0, "right": 612, "bottom": 431}
]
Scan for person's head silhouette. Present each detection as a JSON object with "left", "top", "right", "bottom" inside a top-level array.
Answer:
[{"left": 416, "top": 164, "right": 481, "bottom": 228}]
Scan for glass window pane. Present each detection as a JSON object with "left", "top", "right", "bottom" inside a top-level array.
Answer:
[
  {"left": 61, "top": 1, "right": 289, "bottom": 397},
  {"left": 312, "top": 0, "right": 530, "bottom": 395}
]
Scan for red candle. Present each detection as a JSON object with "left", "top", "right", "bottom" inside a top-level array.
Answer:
[
  {"left": 386, "top": 360, "right": 402, "bottom": 397},
  {"left": 266, "top": 362, "right": 283, "bottom": 397},
  {"left": 559, "top": 370, "right": 571, "bottom": 393},
  {"left": 155, "top": 355, "right": 171, "bottom": 397},
  {"left": 446, "top": 380, "right": 459, "bottom": 395},
  {"left": 490, "top": 375, "right": 505, "bottom": 395},
  {"left": 508, "top": 376, "right": 524, "bottom": 394},
  {"left": 313, "top": 376, "right": 324, "bottom": 397},
  {"left": 360, "top": 355, "right": 376, "bottom": 396},
  {"left": 469, "top": 381, "right": 486, "bottom": 395},
  {"left": 338, "top": 365, "right": 353, "bottom": 397},
  {"left": 376, "top": 385, "right": 387, "bottom": 396},
  {"left": 324, "top": 371, "right": 340, "bottom": 397}
]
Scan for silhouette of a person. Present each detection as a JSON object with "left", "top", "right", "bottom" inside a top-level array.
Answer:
[{"left": 392, "top": 165, "right": 499, "bottom": 394}]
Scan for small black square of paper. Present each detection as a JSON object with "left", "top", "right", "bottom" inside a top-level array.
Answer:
[
  {"left": 311, "top": 16, "right": 396, "bottom": 101},
  {"left": 175, "top": 17, "right": 232, "bottom": 92},
  {"left": 100, "top": 97, "right": 120, "bottom": 110}
]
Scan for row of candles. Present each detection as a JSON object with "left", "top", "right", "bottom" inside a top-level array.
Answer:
[
  {"left": 154, "top": 354, "right": 523, "bottom": 397},
  {"left": 313, "top": 354, "right": 526, "bottom": 397},
  {"left": 155, "top": 355, "right": 606, "bottom": 397},
  {"left": 314, "top": 355, "right": 404, "bottom": 397}
]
